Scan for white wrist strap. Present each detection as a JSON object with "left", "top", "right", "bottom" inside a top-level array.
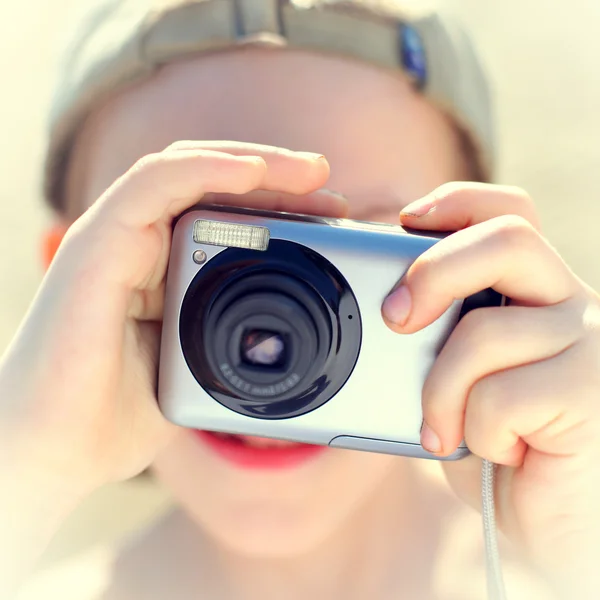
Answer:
[{"left": 482, "top": 459, "right": 507, "bottom": 600}]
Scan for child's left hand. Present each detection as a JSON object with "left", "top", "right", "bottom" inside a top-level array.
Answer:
[{"left": 383, "top": 182, "right": 600, "bottom": 596}]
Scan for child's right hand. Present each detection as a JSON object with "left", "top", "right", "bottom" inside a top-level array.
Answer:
[{"left": 0, "top": 142, "right": 343, "bottom": 496}]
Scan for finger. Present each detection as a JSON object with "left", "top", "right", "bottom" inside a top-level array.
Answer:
[
  {"left": 165, "top": 140, "right": 323, "bottom": 159},
  {"left": 421, "top": 300, "right": 585, "bottom": 453},
  {"left": 128, "top": 188, "right": 348, "bottom": 320},
  {"left": 462, "top": 345, "right": 592, "bottom": 466},
  {"left": 398, "top": 182, "right": 542, "bottom": 231},
  {"left": 382, "top": 215, "right": 579, "bottom": 334},
  {"left": 60, "top": 149, "right": 328, "bottom": 291},
  {"left": 439, "top": 344, "right": 595, "bottom": 536},
  {"left": 164, "top": 140, "right": 329, "bottom": 196},
  {"left": 95, "top": 148, "right": 329, "bottom": 227},
  {"left": 202, "top": 188, "right": 348, "bottom": 218}
]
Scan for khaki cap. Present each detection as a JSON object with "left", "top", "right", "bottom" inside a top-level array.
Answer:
[{"left": 45, "top": 0, "right": 495, "bottom": 212}]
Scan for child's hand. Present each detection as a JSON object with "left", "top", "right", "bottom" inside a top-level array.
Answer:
[
  {"left": 0, "top": 141, "right": 343, "bottom": 495},
  {"left": 385, "top": 182, "right": 600, "bottom": 596}
]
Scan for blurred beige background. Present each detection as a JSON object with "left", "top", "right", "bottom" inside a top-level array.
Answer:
[{"left": 0, "top": 0, "right": 598, "bottom": 566}]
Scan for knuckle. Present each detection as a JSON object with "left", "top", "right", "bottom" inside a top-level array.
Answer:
[
  {"left": 131, "top": 152, "right": 163, "bottom": 174},
  {"left": 407, "top": 248, "right": 440, "bottom": 283},
  {"left": 431, "top": 181, "right": 490, "bottom": 202},
  {"left": 163, "top": 140, "right": 193, "bottom": 152},
  {"left": 503, "top": 184, "right": 534, "bottom": 206},
  {"left": 434, "top": 181, "right": 463, "bottom": 198},
  {"left": 406, "top": 259, "right": 436, "bottom": 296},
  {"left": 586, "top": 293, "right": 600, "bottom": 330},
  {"left": 502, "top": 185, "right": 541, "bottom": 226},
  {"left": 467, "top": 375, "right": 507, "bottom": 424},
  {"left": 430, "top": 181, "right": 474, "bottom": 204},
  {"left": 455, "top": 307, "right": 498, "bottom": 348},
  {"left": 490, "top": 213, "right": 538, "bottom": 248},
  {"left": 462, "top": 418, "right": 484, "bottom": 456},
  {"left": 469, "top": 375, "right": 497, "bottom": 404}
]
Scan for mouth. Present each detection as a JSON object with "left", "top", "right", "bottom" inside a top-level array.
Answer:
[{"left": 193, "top": 430, "right": 327, "bottom": 470}]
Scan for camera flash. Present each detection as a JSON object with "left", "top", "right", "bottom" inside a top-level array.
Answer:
[{"left": 193, "top": 220, "right": 270, "bottom": 251}]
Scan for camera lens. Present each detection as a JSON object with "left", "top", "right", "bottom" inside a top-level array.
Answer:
[
  {"left": 207, "top": 281, "right": 327, "bottom": 398},
  {"left": 241, "top": 330, "right": 287, "bottom": 368},
  {"left": 179, "top": 240, "right": 362, "bottom": 419}
]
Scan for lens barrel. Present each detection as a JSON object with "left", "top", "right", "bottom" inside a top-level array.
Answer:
[{"left": 179, "top": 240, "right": 362, "bottom": 419}]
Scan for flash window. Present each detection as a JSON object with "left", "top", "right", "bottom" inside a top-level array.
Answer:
[{"left": 193, "top": 220, "right": 270, "bottom": 251}]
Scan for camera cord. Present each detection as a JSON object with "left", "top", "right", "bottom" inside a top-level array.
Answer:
[{"left": 482, "top": 459, "right": 507, "bottom": 600}]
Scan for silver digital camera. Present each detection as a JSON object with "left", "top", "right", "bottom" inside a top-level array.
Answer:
[{"left": 158, "top": 206, "right": 502, "bottom": 460}]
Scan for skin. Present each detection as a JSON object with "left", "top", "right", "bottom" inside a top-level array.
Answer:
[
  {"left": 2, "top": 47, "right": 599, "bottom": 599},
  {"left": 64, "top": 48, "right": 470, "bottom": 561}
]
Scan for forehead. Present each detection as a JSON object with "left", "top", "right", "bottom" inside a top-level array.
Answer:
[{"left": 66, "top": 47, "right": 465, "bottom": 219}]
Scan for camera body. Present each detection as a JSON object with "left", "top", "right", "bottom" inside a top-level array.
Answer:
[{"left": 158, "top": 206, "right": 502, "bottom": 460}]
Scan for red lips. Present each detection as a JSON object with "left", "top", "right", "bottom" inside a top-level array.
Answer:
[{"left": 193, "top": 430, "right": 327, "bottom": 469}]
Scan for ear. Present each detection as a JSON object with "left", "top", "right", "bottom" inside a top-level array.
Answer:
[{"left": 41, "top": 223, "right": 70, "bottom": 270}]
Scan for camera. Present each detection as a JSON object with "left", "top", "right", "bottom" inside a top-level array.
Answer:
[{"left": 158, "top": 205, "right": 503, "bottom": 460}]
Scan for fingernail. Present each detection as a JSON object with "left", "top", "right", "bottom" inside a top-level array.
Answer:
[
  {"left": 400, "top": 197, "right": 434, "bottom": 217},
  {"left": 382, "top": 284, "right": 411, "bottom": 326},
  {"left": 420, "top": 422, "right": 442, "bottom": 454},
  {"left": 296, "top": 152, "right": 326, "bottom": 161},
  {"left": 241, "top": 156, "right": 267, "bottom": 166}
]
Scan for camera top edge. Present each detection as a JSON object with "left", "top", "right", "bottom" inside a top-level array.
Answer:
[{"left": 174, "top": 203, "right": 450, "bottom": 241}]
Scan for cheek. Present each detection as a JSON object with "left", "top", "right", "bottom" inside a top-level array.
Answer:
[{"left": 151, "top": 431, "right": 400, "bottom": 556}]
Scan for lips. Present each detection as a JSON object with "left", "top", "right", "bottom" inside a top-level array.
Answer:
[
  {"left": 214, "top": 433, "right": 298, "bottom": 448},
  {"left": 193, "top": 430, "right": 327, "bottom": 469}
]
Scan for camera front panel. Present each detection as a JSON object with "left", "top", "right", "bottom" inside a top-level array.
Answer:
[{"left": 159, "top": 208, "right": 476, "bottom": 457}]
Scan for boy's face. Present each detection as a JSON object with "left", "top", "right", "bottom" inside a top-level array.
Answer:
[{"left": 64, "top": 48, "right": 469, "bottom": 557}]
